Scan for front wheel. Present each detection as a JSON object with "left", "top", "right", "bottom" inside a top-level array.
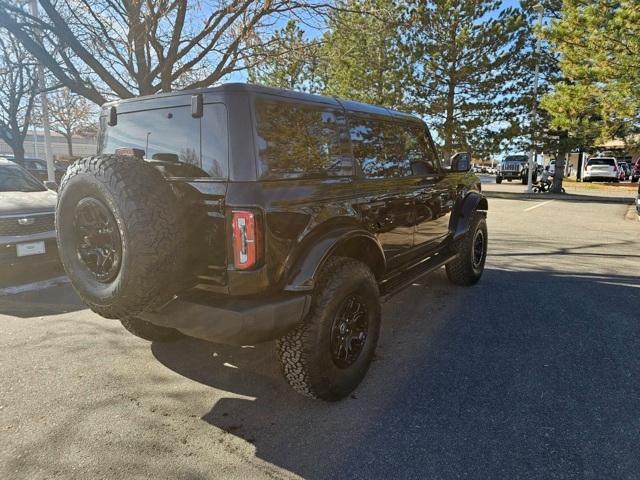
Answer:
[
  {"left": 277, "top": 257, "right": 381, "bottom": 401},
  {"left": 446, "top": 212, "right": 488, "bottom": 286},
  {"left": 496, "top": 176, "right": 502, "bottom": 184}
]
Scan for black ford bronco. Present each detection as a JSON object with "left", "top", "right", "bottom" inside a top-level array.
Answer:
[{"left": 56, "top": 84, "right": 488, "bottom": 401}]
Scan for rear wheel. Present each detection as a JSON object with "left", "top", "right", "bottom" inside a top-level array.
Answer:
[
  {"left": 446, "top": 212, "right": 488, "bottom": 286},
  {"left": 120, "top": 317, "right": 183, "bottom": 342},
  {"left": 277, "top": 257, "right": 381, "bottom": 401}
]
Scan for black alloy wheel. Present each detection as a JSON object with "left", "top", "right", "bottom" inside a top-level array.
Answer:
[
  {"left": 73, "top": 197, "right": 122, "bottom": 283},
  {"left": 330, "top": 294, "right": 369, "bottom": 369},
  {"left": 471, "top": 228, "right": 485, "bottom": 274}
]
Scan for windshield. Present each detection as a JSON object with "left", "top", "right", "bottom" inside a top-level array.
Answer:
[
  {"left": 0, "top": 164, "right": 46, "bottom": 192},
  {"left": 587, "top": 158, "right": 615, "bottom": 166},
  {"left": 504, "top": 155, "right": 527, "bottom": 163}
]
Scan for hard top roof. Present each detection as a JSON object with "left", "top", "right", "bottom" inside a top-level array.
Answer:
[{"left": 104, "top": 83, "right": 421, "bottom": 123}]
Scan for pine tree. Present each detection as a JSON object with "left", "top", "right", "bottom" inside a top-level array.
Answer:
[
  {"left": 541, "top": 0, "right": 640, "bottom": 149},
  {"left": 402, "top": 0, "right": 526, "bottom": 161},
  {"left": 247, "top": 20, "right": 322, "bottom": 93},
  {"left": 321, "top": 0, "right": 406, "bottom": 109}
]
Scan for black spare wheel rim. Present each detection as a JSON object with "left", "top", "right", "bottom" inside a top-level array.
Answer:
[
  {"left": 472, "top": 228, "right": 485, "bottom": 272},
  {"left": 330, "top": 294, "right": 369, "bottom": 369},
  {"left": 73, "top": 197, "right": 122, "bottom": 283}
]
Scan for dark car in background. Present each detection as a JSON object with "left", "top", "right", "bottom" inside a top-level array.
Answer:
[
  {"left": 0, "top": 155, "right": 67, "bottom": 183},
  {"left": 618, "top": 162, "right": 630, "bottom": 180},
  {"left": 631, "top": 159, "right": 640, "bottom": 183},
  {"left": 0, "top": 158, "right": 59, "bottom": 269}
]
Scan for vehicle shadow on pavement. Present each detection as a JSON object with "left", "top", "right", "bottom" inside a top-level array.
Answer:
[
  {"left": 151, "top": 268, "right": 640, "bottom": 479},
  {"left": 0, "top": 283, "right": 85, "bottom": 318}
]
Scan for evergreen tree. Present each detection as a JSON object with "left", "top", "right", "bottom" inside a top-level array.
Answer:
[
  {"left": 402, "top": 0, "right": 526, "bottom": 160},
  {"left": 247, "top": 20, "right": 323, "bottom": 93},
  {"left": 541, "top": 0, "right": 640, "bottom": 148},
  {"left": 321, "top": 0, "right": 406, "bottom": 109}
]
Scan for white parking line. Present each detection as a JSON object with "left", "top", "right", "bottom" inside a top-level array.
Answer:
[
  {"left": 524, "top": 200, "right": 554, "bottom": 212},
  {"left": 0, "top": 276, "right": 69, "bottom": 296}
]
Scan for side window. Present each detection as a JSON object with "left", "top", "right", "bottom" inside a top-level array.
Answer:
[
  {"left": 201, "top": 104, "right": 229, "bottom": 178},
  {"left": 402, "top": 125, "right": 439, "bottom": 175},
  {"left": 255, "top": 98, "right": 352, "bottom": 179},
  {"left": 349, "top": 118, "right": 437, "bottom": 178},
  {"left": 350, "top": 117, "right": 413, "bottom": 179},
  {"left": 349, "top": 118, "right": 385, "bottom": 178}
]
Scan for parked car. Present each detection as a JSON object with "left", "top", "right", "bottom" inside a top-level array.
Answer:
[
  {"left": 0, "top": 158, "right": 59, "bottom": 269},
  {"left": 632, "top": 159, "right": 640, "bottom": 183},
  {"left": 55, "top": 83, "right": 489, "bottom": 401},
  {"left": 637, "top": 181, "right": 640, "bottom": 216},
  {"left": 0, "top": 155, "right": 67, "bottom": 183},
  {"left": 583, "top": 157, "right": 620, "bottom": 183},
  {"left": 618, "top": 162, "right": 630, "bottom": 181},
  {"left": 497, "top": 155, "right": 536, "bottom": 184}
]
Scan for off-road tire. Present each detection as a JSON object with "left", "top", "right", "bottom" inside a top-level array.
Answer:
[
  {"left": 521, "top": 175, "right": 527, "bottom": 185},
  {"left": 496, "top": 176, "right": 502, "bottom": 184},
  {"left": 277, "top": 257, "right": 381, "bottom": 401},
  {"left": 446, "top": 212, "right": 488, "bottom": 286},
  {"left": 56, "top": 155, "right": 185, "bottom": 319},
  {"left": 120, "top": 317, "right": 183, "bottom": 342}
]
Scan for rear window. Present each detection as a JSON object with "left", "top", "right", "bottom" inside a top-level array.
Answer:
[
  {"left": 254, "top": 98, "right": 352, "bottom": 179},
  {"left": 99, "top": 103, "right": 228, "bottom": 178},
  {"left": 587, "top": 158, "right": 615, "bottom": 166}
]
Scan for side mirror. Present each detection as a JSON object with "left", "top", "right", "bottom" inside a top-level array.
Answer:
[
  {"left": 451, "top": 152, "right": 471, "bottom": 172},
  {"left": 44, "top": 180, "right": 58, "bottom": 191}
]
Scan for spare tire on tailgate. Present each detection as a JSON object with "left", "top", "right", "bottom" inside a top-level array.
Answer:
[{"left": 56, "top": 154, "right": 184, "bottom": 319}]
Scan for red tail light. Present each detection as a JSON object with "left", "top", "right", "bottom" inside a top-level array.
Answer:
[{"left": 232, "top": 210, "right": 261, "bottom": 270}]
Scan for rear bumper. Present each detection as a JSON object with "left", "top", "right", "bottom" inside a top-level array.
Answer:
[
  {"left": 583, "top": 175, "right": 617, "bottom": 181},
  {"left": 139, "top": 292, "right": 311, "bottom": 345}
]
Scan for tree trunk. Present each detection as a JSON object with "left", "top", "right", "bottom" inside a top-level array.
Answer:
[
  {"left": 551, "top": 152, "right": 566, "bottom": 193},
  {"left": 443, "top": 81, "right": 456, "bottom": 163},
  {"left": 12, "top": 140, "right": 25, "bottom": 163},
  {"left": 65, "top": 134, "right": 73, "bottom": 157}
]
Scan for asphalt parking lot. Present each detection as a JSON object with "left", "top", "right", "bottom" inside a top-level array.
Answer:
[{"left": 1, "top": 197, "right": 639, "bottom": 480}]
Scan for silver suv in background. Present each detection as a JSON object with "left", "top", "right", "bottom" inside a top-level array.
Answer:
[
  {"left": 0, "top": 158, "right": 59, "bottom": 268},
  {"left": 583, "top": 157, "right": 620, "bottom": 183}
]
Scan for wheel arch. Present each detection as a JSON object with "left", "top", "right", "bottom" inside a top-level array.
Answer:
[
  {"left": 284, "top": 229, "right": 386, "bottom": 292},
  {"left": 451, "top": 192, "right": 488, "bottom": 241}
]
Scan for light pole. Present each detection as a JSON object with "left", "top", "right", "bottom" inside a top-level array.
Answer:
[
  {"left": 29, "top": 0, "right": 55, "bottom": 182},
  {"left": 145, "top": 132, "right": 151, "bottom": 155},
  {"left": 526, "top": 3, "right": 544, "bottom": 193}
]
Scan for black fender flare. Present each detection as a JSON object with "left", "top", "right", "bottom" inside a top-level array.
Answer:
[
  {"left": 451, "top": 192, "right": 488, "bottom": 241},
  {"left": 284, "top": 228, "right": 386, "bottom": 292}
]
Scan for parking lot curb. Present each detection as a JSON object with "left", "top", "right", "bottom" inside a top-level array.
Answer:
[{"left": 483, "top": 191, "right": 634, "bottom": 204}]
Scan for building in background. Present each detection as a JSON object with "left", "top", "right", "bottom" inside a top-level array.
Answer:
[{"left": 0, "top": 130, "right": 97, "bottom": 160}]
